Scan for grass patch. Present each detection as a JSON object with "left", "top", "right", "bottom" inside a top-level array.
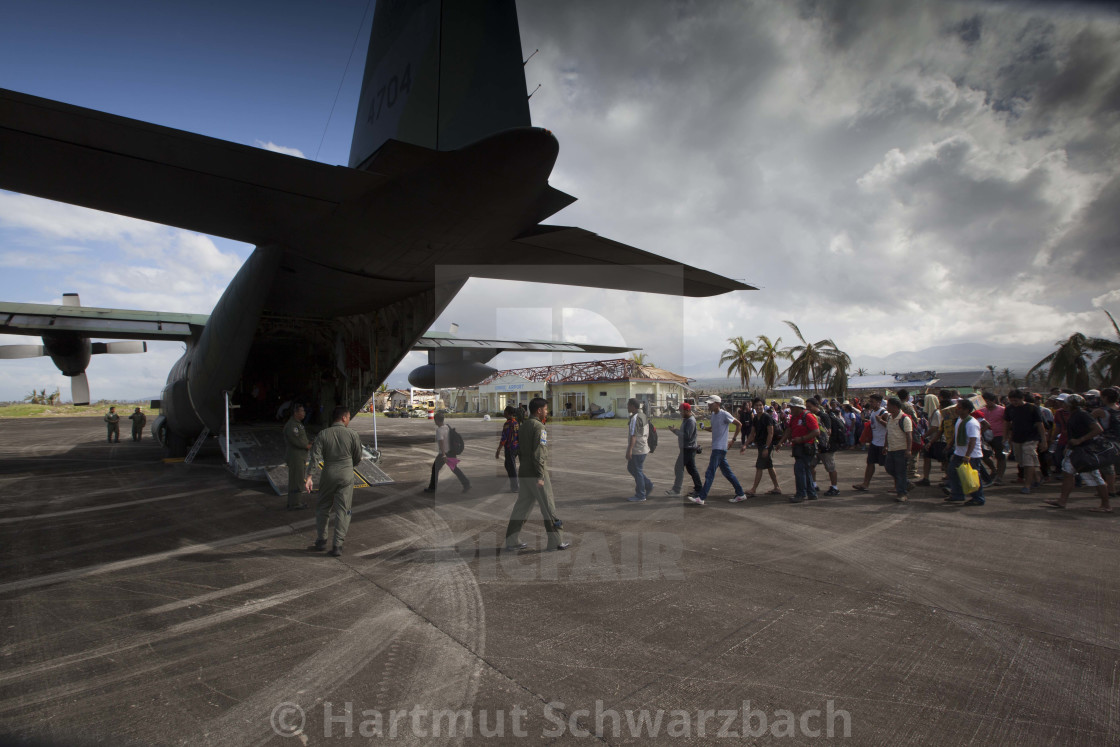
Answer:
[{"left": 0, "top": 403, "right": 156, "bottom": 418}]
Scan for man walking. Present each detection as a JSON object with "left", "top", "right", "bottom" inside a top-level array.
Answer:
[
  {"left": 1004, "top": 389, "right": 1048, "bottom": 495},
  {"left": 424, "top": 412, "right": 471, "bottom": 493},
  {"left": 625, "top": 398, "right": 653, "bottom": 502},
  {"left": 666, "top": 402, "right": 703, "bottom": 498},
  {"left": 852, "top": 393, "right": 886, "bottom": 492},
  {"left": 128, "top": 407, "right": 147, "bottom": 442},
  {"left": 689, "top": 395, "right": 746, "bottom": 506},
  {"left": 744, "top": 397, "right": 782, "bottom": 497},
  {"left": 883, "top": 396, "right": 913, "bottom": 502},
  {"left": 305, "top": 406, "right": 364, "bottom": 556},
  {"left": 283, "top": 403, "right": 311, "bottom": 510},
  {"left": 781, "top": 396, "right": 819, "bottom": 503},
  {"left": 504, "top": 397, "right": 568, "bottom": 551},
  {"left": 104, "top": 406, "right": 120, "bottom": 443},
  {"left": 945, "top": 398, "right": 985, "bottom": 506},
  {"left": 807, "top": 397, "right": 840, "bottom": 496}
]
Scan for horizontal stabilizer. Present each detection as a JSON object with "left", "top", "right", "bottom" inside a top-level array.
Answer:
[
  {"left": 0, "top": 88, "right": 384, "bottom": 247},
  {"left": 445, "top": 225, "right": 754, "bottom": 297},
  {"left": 0, "top": 344, "right": 46, "bottom": 359}
]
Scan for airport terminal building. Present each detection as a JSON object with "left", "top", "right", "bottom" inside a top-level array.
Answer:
[{"left": 452, "top": 358, "right": 692, "bottom": 417}]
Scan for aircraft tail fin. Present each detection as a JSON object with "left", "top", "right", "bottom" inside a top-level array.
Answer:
[{"left": 349, "top": 0, "right": 531, "bottom": 168}]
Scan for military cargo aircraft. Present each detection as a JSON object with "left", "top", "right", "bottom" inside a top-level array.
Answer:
[{"left": 0, "top": 0, "right": 751, "bottom": 455}]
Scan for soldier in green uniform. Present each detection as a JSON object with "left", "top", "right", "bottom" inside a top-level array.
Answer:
[
  {"left": 104, "top": 407, "right": 120, "bottom": 443},
  {"left": 283, "top": 404, "right": 311, "bottom": 510},
  {"left": 128, "top": 407, "right": 147, "bottom": 442},
  {"left": 504, "top": 397, "right": 569, "bottom": 552},
  {"left": 305, "top": 405, "right": 364, "bottom": 557}
]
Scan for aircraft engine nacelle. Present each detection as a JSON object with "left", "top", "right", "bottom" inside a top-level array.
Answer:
[
  {"left": 408, "top": 361, "right": 497, "bottom": 389},
  {"left": 41, "top": 331, "right": 91, "bottom": 377}
]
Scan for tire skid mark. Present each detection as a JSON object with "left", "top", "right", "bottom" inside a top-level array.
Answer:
[
  {"left": 199, "top": 508, "right": 488, "bottom": 746},
  {"left": 0, "top": 487, "right": 253, "bottom": 526},
  {"left": 0, "top": 519, "right": 429, "bottom": 710},
  {"left": 0, "top": 490, "right": 412, "bottom": 595},
  {"left": 720, "top": 507, "right": 1117, "bottom": 730},
  {"left": 0, "top": 575, "right": 352, "bottom": 687}
]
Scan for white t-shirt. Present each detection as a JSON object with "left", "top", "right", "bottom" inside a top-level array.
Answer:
[
  {"left": 953, "top": 417, "right": 982, "bottom": 458},
  {"left": 869, "top": 406, "right": 888, "bottom": 447},
  {"left": 709, "top": 409, "right": 735, "bottom": 451}
]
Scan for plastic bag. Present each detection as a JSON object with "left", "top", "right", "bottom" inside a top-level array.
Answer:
[{"left": 957, "top": 461, "right": 980, "bottom": 495}]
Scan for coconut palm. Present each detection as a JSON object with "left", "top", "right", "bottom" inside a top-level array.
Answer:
[
  {"left": 1000, "top": 368, "right": 1015, "bottom": 390},
  {"left": 629, "top": 352, "right": 650, "bottom": 367},
  {"left": 1088, "top": 310, "right": 1120, "bottom": 386},
  {"left": 753, "top": 335, "right": 788, "bottom": 393},
  {"left": 821, "top": 349, "right": 853, "bottom": 398},
  {"left": 781, "top": 321, "right": 849, "bottom": 394},
  {"left": 855, "top": 368, "right": 868, "bottom": 377},
  {"left": 1029, "top": 334, "right": 1093, "bottom": 391},
  {"left": 720, "top": 336, "right": 756, "bottom": 389}
]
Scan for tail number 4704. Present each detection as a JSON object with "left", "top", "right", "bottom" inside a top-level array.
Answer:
[{"left": 367, "top": 64, "right": 412, "bottom": 123}]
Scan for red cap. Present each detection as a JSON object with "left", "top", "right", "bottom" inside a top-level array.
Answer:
[{"left": 680, "top": 402, "right": 691, "bottom": 411}]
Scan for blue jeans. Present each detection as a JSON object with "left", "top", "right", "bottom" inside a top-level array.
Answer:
[
  {"left": 948, "top": 455, "right": 985, "bottom": 503},
  {"left": 700, "top": 449, "right": 743, "bottom": 499},
  {"left": 885, "top": 450, "right": 909, "bottom": 495},
  {"left": 793, "top": 452, "right": 817, "bottom": 499},
  {"left": 627, "top": 454, "right": 653, "bottom": 498}
]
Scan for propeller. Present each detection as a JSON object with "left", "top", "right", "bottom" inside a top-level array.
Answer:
[
  {"left": 70, "top": 372, "right": 90, "bottom": 407},
  {"left": 0, "top": 344, "right": 46, "bottom": 359},
  {"left": 0, "top": 293, "right": 149, "bottom": 405},
  {"left": 92, "top": 342, "right": 148, "bottom": 355}
]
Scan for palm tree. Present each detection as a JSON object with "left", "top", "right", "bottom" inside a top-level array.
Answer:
[
  {"left": 781, "top": 321, "right": 848, "bottom": 394},
  {"left": 822, "top": 349, "right": 853, "bottom": 398},
  {"left": 1029, "top": 334, "right": 1092, "bottom": 391},
  {"left": 629, "top": 352, "right": 650, "bottom": 367},
  {"left": 719, "top": 336, "right": 755, "bottom": 390},
  {"left": 753, "top": 335, "right": 788, "bottom": 393},
  {"left": 1089, "top": 309, "right": 1120, "bottom": 386},
  {"left": 985, "top": 364, "right": 998, "bottom": 392},
  {"left": 855, "top": 368, "right": 868, "bottom": 377},
  {"left": 1000, "top": 368, "right": 1015, "bottom": 390}
]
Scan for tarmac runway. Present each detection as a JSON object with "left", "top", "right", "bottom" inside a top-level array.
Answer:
[{"left": 0, "top": 415, "right": 1117, "bottom": 746}]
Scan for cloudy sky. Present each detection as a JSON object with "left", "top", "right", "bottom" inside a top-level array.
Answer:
[{"left": 0, "top": 0, "right": 1118, "bottom": 401}]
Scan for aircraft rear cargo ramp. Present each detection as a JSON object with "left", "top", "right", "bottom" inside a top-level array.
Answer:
[{"left": 220, "top": 425, "right": 392, "bottom": 494}]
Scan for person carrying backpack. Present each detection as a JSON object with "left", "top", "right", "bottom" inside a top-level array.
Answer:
[
  {"left": 424, "top": 412, "right": 471, "bottom": 494},
  {"left": 807, "top": 398, "right": 841, "bottom": 496}
]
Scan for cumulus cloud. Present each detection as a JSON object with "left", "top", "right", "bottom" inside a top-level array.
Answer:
[{"left": 1, "top": 0, "right": 1118, "bottom": 398}]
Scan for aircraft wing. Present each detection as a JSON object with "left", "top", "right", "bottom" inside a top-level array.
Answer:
[
  {"left": 414, "top": 333, "right": 635, "bottom": 355},
  {"left": 0, "top": 88, "right": 384, "bottom": 246},
  {"left": 0, "top": 301, "right": 207, "bottom": 341},
  {"left": 446, "top": 225, "right": 756, "bottom": 298}
]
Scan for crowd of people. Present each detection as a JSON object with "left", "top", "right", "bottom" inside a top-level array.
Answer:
[
  {"left": 642, "top": 385, "right": 1118, "bottom": 512},
  {"left": 420, "top": 386, "right": 1119, "bottom": 553}
]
